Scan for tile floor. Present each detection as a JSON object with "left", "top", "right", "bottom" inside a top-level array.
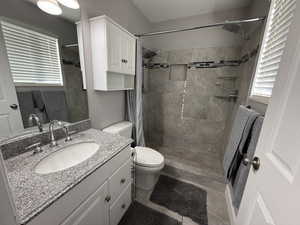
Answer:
[{"left": 133, "top": 157, "right": 230, "bottom": 225}]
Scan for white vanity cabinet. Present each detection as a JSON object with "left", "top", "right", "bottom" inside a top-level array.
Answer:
[
  {"left": 87, "top": 15, "right": 136, "bottom": 91},
  {"left": 28, "top": 146, "right": 132, "bottom": 225}
]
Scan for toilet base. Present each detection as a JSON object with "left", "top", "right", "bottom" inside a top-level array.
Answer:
[{"left": 135, "top": 164, "right": 164, "bottom": 191}]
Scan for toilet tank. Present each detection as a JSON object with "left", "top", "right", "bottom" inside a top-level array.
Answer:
[{"left": 102, "top": 121, "right": 133, "bottom": 138}]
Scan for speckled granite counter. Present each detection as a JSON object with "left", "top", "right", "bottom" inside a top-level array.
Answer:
[{"left": 4, "top": 128, "right": 132, "bottom": 225}]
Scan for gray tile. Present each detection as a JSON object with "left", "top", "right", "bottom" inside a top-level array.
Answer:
[
  {"left": 170, "top": 65, "right": 188, "bottom": 81},
  {"left": 168, "top": 49, "right": 193, "bottom": 64}
]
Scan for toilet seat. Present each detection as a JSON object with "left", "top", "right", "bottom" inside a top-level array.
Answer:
[{"left": 134, "top": 147, "right": 164, "bottom": 168}]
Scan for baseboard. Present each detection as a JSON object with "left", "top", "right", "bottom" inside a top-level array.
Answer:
[{"left": 225, "top": 185, "right": 237, "bottom": 225}]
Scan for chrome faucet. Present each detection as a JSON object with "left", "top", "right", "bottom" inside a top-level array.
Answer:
[
  {"left": 49, "top": 120, "right": 62, "bottom": 147},
  {"left": 62, "top": 125, "right": 73, "bottom": 142},
  {"left": 28, "top": 114, "right": 43, "bottom": 132}
]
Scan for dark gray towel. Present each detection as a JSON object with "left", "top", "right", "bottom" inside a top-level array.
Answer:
[
  {"left": 232, "top": 116, "right": 264, "bottom": 209},
  {"left": 16, "top": 91, "right": 35, "bottom": 128},
  {"left": 223, "top": 105, "right": 259, "bottom": 181},
  {"left": 32, "top": 90, "right": 45, "bottom": 111},
  {"left": 41, "top": 91, "right": 69, "bottom": 122}
]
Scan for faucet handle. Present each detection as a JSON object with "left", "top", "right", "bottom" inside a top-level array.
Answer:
[
  {"left": 26, "top": 142, "right": 42, "bottom": 154},
  {"left": 63, "top": 126, "right": 76, "bottom": 142}
]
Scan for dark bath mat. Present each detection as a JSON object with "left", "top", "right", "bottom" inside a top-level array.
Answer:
[
  {"left": 150, "top": 175, "right": 208, "bottom": 225},
  {"left": 118, "top": 201, "right": 181, "bottom": 225}
]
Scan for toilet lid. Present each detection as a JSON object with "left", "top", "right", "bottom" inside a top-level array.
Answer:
[{"left": 134, "top": 147, "right": 164, "bottom": 168}]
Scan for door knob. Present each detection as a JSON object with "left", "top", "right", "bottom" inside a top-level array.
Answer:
[
  {"left": 243, "top": 156, "right": 260, "bottom": 171},
  {"left": 10, "top": 104, "right": 18, "bottom": 110}
]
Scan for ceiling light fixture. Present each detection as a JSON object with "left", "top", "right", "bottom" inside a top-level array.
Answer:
[
  {"left": 57, "top": 0, "right": 80, "bottom": 9},
  {"left": 37, "top": 0, "right": 62, "bottom": 15}
]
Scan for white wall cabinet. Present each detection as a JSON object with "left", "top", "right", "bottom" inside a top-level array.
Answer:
[
  {"left": 28, "top": 146, "right": 132, "bottom": 225},
  {"left": 87, "top": 15, "right": 136, "bottom": 91}
]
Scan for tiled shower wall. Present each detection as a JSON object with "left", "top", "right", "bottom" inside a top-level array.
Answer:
[{"left": 143, "top": 47, "right": 241, "bottom": 175}]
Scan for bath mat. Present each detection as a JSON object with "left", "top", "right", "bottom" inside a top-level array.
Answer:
[
  {"left": 118, "top": 201, "right": 181, "bottom": 225},
  {"left": 150, "top": 175, "right": 208, "bottom": 225}
]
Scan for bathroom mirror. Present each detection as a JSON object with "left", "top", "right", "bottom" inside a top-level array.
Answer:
[{"left": 0, "top": 0, "right": 87, "bottom": 140}]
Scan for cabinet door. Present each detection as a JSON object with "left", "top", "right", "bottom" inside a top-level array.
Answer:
[
  {"left": 61, "top": 182, "right": 109, "bottom": 225},
  {"left": 110, "top": 183, "right": 131, "bottom": 225},
  {"left": 121, "top": 33, "right": 136, "bottom": 75},
  {"left": 107, "top": 23, "right": 122, "bottom": 73},
  {"left": 127, "top": 36, "right": 136, "bottom": 75},
  {"left": 121, "top": 33, "right": 129, "bottom": 74}
]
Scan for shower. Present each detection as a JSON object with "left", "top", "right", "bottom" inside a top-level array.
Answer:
[{"left": 222, "top": 23, "right": 250, "bottom": 40}]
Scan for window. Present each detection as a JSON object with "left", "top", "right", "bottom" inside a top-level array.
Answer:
[
  {"left": 0, "top": 20, "right": 63, "bottom": 86},
  {"left": 251, "top": 0, "right": 296, "bottom": 103}
]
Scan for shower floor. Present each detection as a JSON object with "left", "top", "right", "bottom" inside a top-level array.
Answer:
[{"left": 157, "top": 146, "right": 224, "bottom": 182}]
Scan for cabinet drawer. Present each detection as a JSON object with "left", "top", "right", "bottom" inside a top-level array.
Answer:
[
  {"left": 108, "top": 158, "right": 132, "bottom": 203},
  {"left": 109, "top": 183, "right": 131, "bottom": 225}
]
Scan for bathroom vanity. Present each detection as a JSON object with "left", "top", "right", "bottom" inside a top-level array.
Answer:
[{"left": 3, "top": 127, "right": 133, "bottom": 225}]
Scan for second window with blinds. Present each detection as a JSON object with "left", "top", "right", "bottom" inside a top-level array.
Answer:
[
  {"left": 0, "top": 20, "right": 63, "bottom": 86},
  {"left": 250, "top": 0, "right": 296, "bottom": 104}
]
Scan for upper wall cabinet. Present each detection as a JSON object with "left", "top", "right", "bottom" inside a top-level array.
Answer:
[{"left": 79, "top": 15, "right": 136, "bottom": 91}]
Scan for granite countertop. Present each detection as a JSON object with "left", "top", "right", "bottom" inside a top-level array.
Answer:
[{"left": 4, "top": 128, "right": 132, "bottom": 225}]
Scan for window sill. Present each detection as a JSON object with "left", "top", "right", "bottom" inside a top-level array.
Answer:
[
  {"left": 249, "top": 95, "right": 269, "bottom": 105},
  {"left": 14, "top": 82, "right": 63, "bottom": 87}
]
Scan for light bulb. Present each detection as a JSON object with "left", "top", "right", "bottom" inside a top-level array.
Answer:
[
  {"left": 57, "top": 0, "right": 80, "bottom": 9},
  {"left": 37, "top": 0, "right": 62, "bottom": 15}
]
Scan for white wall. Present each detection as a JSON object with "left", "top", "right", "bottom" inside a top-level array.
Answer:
[
  {"left": 145, "top": 7, "right": 249, "bottom": 51},
  {"left": 78, "top": 0, "right": 152, "bottom": 129}
]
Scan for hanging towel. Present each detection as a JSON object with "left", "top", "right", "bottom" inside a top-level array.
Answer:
[
  {"left": 16, "top": 91, "right": 35, "bottom": 128},
  {"left": 32, "top": 90, "right": 45, "bottom": 111},
  {"left": 41, "top": 91, "right": 69, "bottom": 122},
  {"left": 232, "top": 116, "right": 264, "bottom": 209},
  {"left": 223, "top": 105, "right": 259, "bottom": 182}
]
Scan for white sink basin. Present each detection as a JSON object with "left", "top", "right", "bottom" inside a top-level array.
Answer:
[{"left": 35, "top": 142, "right": 99, "bottom": 174}]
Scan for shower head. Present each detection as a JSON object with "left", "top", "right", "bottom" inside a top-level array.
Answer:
[
  {"left": 222, "top": 22, "right": 250, "bottom": 40},
  {"left": 222, "top": 23, "right": 242, "bottom": 34},
  {"left": 143, "top": 48, "right": 158, "bottom": 59}
]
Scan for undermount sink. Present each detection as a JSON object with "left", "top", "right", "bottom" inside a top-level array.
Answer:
[{"left": 35, "top": 142, "right": 99, "bottom": 174}]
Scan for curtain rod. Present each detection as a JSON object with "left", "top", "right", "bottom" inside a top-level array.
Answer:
[{"left": 135, "top": 17, "right": 265, "bottom": 37}]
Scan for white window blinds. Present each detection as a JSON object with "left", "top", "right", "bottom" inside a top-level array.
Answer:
[
  {"left": 1, "top": 21, "right": 63, "bottom": 86},
  {"left": 251, "top": 0, "right": 296, "bottom": 99}
]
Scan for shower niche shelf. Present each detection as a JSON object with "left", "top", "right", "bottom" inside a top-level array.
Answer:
[{"left": 217, "top": 76, "right": 238, "bottom": 80}]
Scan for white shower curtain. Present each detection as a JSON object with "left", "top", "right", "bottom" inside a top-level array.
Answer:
[{"left": 126, "top": 39, "right": 145, "bottom": 146}]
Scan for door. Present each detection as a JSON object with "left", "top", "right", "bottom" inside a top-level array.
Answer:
[
  {"left": 0, "top": 25, "right": 23, "bottom": 137},
  {"left": 107, "top": 22, "right": 122, "bottom": 74},
  {"left": 61, "top": 181, "right": 109, "bottom": 225},
  {"left": 237, "top": 2, "right": 300, "bottom": 225}
]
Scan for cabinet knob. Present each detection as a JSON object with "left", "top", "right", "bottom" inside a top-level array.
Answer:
[
  {"left": 10, "top": 104, "right": 18, "bottom": 110},
  {"left": 105, "top": 195, "right": 111, "bottom": 202},
  {"left": 120, "top": 178, "right": 126, "bottom": 184},
  {"left": 121, "top": 204, "right": 126, "bottom": 209}
]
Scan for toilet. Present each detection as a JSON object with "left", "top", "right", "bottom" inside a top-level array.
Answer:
[{"left": 103, "top": 121, "right": 164, "bottom": 190}]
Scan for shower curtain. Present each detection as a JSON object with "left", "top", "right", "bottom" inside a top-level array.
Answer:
[{"left": 126, "top": 39, "right": 145, "bottom": 147}]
